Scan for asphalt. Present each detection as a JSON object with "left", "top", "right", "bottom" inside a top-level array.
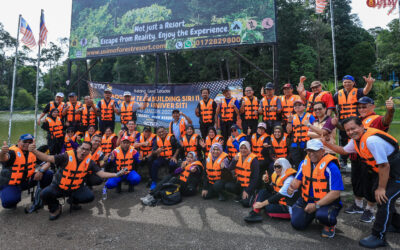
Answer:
[{"left": 0, "top": 175, "right": 400, "bottom": 250}]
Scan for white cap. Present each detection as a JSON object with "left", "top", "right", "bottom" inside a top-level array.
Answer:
[
  {"left": 56, "top": 92, "right": 64, "bottom": 98},
  {"left": 257, "top": 122, "right": 267, "bottom": 129},
  {"left": 306, "top": 139, "right": 324, "bottom": 151},
  {"left": 123, "top": 91, "right": 131, "bottom": 96}
]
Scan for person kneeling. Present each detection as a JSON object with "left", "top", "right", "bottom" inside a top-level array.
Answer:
[
  {"left": 29, "top": 140, "right": 126, "bottom": 220},
  {"left": 245, "top": 158, "right": 297, "bottom": 222},
  {"left": 288, "top": 139, "right": 343, "bottom": 238}
]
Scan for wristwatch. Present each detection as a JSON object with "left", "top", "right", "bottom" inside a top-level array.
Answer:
[{"left": 315, "top": 203, "right": 320, "bottom": 209}]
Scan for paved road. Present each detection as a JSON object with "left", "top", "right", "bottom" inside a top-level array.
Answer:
[{"left": 0, "top": 180, "right": 399, "bottom": 250}]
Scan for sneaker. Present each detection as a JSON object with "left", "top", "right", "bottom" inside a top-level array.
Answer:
[
  {"left": 142, "top": 195, "right": 156, "bottom": 206},
  {"left": 244, "top": 211, "right": 263, "bottom": 223},
  {"left": 360, "top": 210, "right": 375, "bottom": 223},
  {"left": 321, "top": 226, "right": 335, "bottom": 238},
  {"left": 116, "top": 182, "right": 122, "bottom": 193},
  {"left": 140, "top": 194, "right": 153, "bottom": 201},
  {"left": 344, "top": 203, "right": 364, "bottom": 214},
  {"left": 128, "top": 184, "right": 134, "bottom": 192},
  {"left": 218, "top": 193, "right": 226, "bottom": 201},
  {"left": 359, "top": 235, "right": 387, "bottom": 248},
  {"left": 150, "top": 181, "right": 157, "bottom": 191}
]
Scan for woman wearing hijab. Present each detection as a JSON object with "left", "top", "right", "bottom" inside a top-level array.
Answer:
[
  {"left": 199, "top": 127, "right": 223, "bottom": 158},
  {"left": 226, "top": 141, "right": 259, "bottom": 207},
  {"left": 201, "top": 143, "right": 230, "bottom": 201},
  {"left": 244, "top": 158, "right": 298, "bottom": 223},
  {"left": 41, "top": 108, "right": 64, "bottom": 154}
]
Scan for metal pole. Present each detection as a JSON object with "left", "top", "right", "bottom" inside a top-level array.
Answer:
[
  {"left": 8, "top": 15, "right": 21, "bottom": 145},
  {"left": 329, "top": 0, "right": 338, "bottom": 92},
  {"left": 154, "top": 53, "right": 159, "bottom": 127},
  {"left": 34, "top": 10, "right": 43, "bottom": 139}
]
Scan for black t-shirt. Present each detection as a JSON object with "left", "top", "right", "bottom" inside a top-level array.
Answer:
[
  {"left": 196, "top": 99, "right": 217, "bottom": 124},
  {"left": 333, "top": 88, "right": 365, "bottom": 105},
  {"left": 2, "top": 149, "right": 30, "bottom": 169},
  {"left": 54, "top": 152, "right": 101, "bottom": 173}
]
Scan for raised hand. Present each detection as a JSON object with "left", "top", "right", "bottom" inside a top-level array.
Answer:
[
  {"left": 1, "top": 141, "right": 9, "bottom": 154},
  {"left": 386, "top": 97, "right": 394, "bottom": 111},
  {"left": 118, "top": 130, "right": 125, "bottom": 137},
  {"left": 363, "top": 73, "right": 375, "bottom": 85},
  {"left": 28, "top": 139, "right": 36, "bottom": 152}
]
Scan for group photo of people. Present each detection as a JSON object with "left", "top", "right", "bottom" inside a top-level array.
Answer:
[{"left": 1, "top": 73, "right": 399, "bottom": 249}]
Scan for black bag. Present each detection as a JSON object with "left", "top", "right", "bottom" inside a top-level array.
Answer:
[{"left": 160, "top": 183, "right": 182, "bottom": 206}]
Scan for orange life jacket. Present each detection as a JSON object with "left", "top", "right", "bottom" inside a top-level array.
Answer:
[
  {"left": 354, "top": 128, "right": 398, "bottom": 173},
  {"left": 281, "top": 95, "right": 300, "bottom": 123},
  {"left": 101, "top": 133, "right": 116, "bottom": 154},
  {"left": 251, "top": 133, "right": 269, "bottom": 161},
  {"left": 242, "top": 96, "right": 259, "bottom": 120},
  {"left": 182, "top": 134, "right": 199, "bottom": 156},
  {"left": 271, "top": 133, "right": 288, "bottom": 158},
  {"left": 123, "top": 131, "right": 138, "bottom": 145},
  {"left": 58, "top": 150, "right": 91, "bottom": 191},
  {"left": 199, "top": 99, "right": 214, "bottom": 124},
  {"left": 292, "top": 113, "right": 311, "bottom": 143},
  {"left": 169, "top": 118, "right": 186, "bottom": 137},
  {"left": 301, "top": 154, "right": 339, "bottom": 202},
  {"left": 81, "top": 104, "right": 97, "bottom": 126},
  {"left": 271, "top": 168, "right": 297, "bottom": 205},
  {"left": 100, "top": 99, "right": 115, "bottom": 121},
  {"left": 221, "top": 98, "right": 237, "bottom": 122},
  {"left": 84, "top": 130, "right": 101, "bottom": 142},
  {"left": 306, "top": 91, "right": 329, "bottom": 115},
  {"left": 261, "top": 96, "right": 279, "bottom": 121},
  {"left": 120, "top": 101, "right": 135, "bottom": 125},
  {"left": 7, "top": 146, "right": 36, "bottom": 185},
  {"left": 156, "top": 134, "right": 174, "bottom": 159},
  {"left": 227, "top": 133, "right": 246, "bottom": 160},
  {"left": 139, "top": 133, "right": 156, "bottom": 157},
  {"left": 90, "top": 146, "right": 103, "bottom": 165},
  {"left": 115, "top": 146, "right": 137, "bottom": 172},
  {"left": 362, "top": 114, "right": 381, "bottom": 128},
  {"left": 66, "top": 101, "right": 82, "bottom": 122},
  {"left": 49, "top": 101, "right": 65, "bottom": 118},
  {"left": 45, "top": 116, "right": 64, "bottom": 139},
  {"left": 205, "top": 135, "right": 223, "bottom": 157},
  {"left": 179, "top": 161, "right": 203, "bottom": 183},
  {"left": 338, "top": 88, "right": 358, "bottom": 120},
  {"left": 205, "top": 152, "right": 228, "bottom": 184},
  {"left": 235, "top": 153, "right": 257, "bottom": 188},
  {"left": 64, "top": 134, "right": 77, "bottom": 151}
]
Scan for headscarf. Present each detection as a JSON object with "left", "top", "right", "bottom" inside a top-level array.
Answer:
[
  {"left": 187, "top": 151, "right": 197, "bottom": 161},
  {"left": 210, "top": 143, "right": 223, "bottom": 160},
  {"left": 273, "top": 125, "right": 284, "bottom": 139},
  {"left": 239, "top": 141, "right": 251, "bottom": 151},
  {"left": 274, "top": 158, "right": 292, "bottom": 178}
]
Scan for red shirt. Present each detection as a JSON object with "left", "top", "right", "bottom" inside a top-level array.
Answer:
[
  {"left": 363, "top": 112, "right": 389, "bottom": 132},
  {"left": 305, "top": 91, "right": 335, "bottom": 109}
]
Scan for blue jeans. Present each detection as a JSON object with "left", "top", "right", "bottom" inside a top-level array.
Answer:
[
  {"left": 291, "top": 197, "right": 342, "bottom": 230},
  {"left": 105, "top": 170, "right": 141, "bottom": 189},
  {"left": 0, "top": 170, "right": 53, "bottom": 208},
  {"left": 151, "top": 157, "right": 178, "bottom": 182}
]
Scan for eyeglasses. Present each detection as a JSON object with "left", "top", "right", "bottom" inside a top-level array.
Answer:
[
  {"left": 358, "top": 105, "right": 370, "bottom": 110},
  {"left": 22, "top": 140, "right": 33, "bottom": 144},
  {"left": 311, "top": 86, "right": 321, "bottom": 90},
  {"left": 314, "top": 107, "right": 324, "bottom": 111},
  {"left": 274, "top": 165, "right": 282, "bottom": 169},
  {"left": 80, "top": 147, "right": 91, "bottom": 152}
]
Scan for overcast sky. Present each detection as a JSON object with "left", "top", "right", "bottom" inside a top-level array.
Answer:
[{"left": 0, "top": 0, "right": 398, "bottom": 49}]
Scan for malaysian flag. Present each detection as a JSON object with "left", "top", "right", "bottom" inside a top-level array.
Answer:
[
  {"left": 20, "top": 17, "right": 36, "bottom": 49},
  {"left": 316, "top": 0, "right": 328, "bottom": 14},
  {"left": 39, "top": 11, "right": 48, "bottom": 46}
]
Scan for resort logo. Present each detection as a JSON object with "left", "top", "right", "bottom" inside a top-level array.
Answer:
[{"left": 366, "top": 0, "right": 399, "bottom": 15}]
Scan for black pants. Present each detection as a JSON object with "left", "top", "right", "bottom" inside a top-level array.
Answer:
[
  {"left": 48, "top": 137, "right": 64, "bottom": 155},
  {"left": 225, "top": 181, "right": 255, "bottom": 207},
  {"left": 99, "top": 120, "right": 115, "bottom": 134},
  {"left": 40, "top": 184, "right": 95, "bottom": 213},
  {"left": 203, "top": 180, "right": 227, "bottom": 199},
  {"left": 86, "top": 174, "right": 103, "bottom": 187},
  {"left": 200, "top": 123, "right": 215, "bottom": 139},
  {"left": 339, "top": 129, "right": 349, "bottom": 163},
  {"left": 151, "top": 174, "right": 201, "bottom": 197},
  {"left": 290, "top": 147, "right": 306, "bottom": 170},
  {"left": 351, "top": 159, "right": 378, "bottom": 202},
  {"left": 242, "top": 119, "right": 258, "bottom": 135},
  {"left": 220, "top": 121, "right": 235, "bottom": 146}
]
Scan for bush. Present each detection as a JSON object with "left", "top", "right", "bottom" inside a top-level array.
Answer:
[
  {"left": 15, "top": 88, "right": 35, "bottom": 110},
  {"left": 0, "top": 96, "right": 9, "bottom": 110},
  {"left": 38, "top": 88, "right": 53, "bottom": 105}
]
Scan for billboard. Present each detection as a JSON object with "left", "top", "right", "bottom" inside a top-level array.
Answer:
[
  {"left": 69, "top": 0, "right": 277, "bottom": 59},
  {"left": 88, "top": 79, "right": 243, "bottom": 128}
]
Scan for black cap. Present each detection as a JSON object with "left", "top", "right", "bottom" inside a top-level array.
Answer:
[
  {"left": 356, "top": 96, "right": 374, "bottom": 105},
  {"left": 143, "top": 126, "right": 152, "bottom": 132},
  {"left": 265, "top": 82, "right": 274, "bottom": 89},
  {"left": 172, "top": 109, "right": 180, "bottom": 114},
  {"left": 68, "top": 92, "right": 77, "bottom": 97},
  {"left": 231, "top": 124, "right": 240, "bottom": 130},
  {"left": 222, "top": 87, "right": 230, "bottom": 93}
]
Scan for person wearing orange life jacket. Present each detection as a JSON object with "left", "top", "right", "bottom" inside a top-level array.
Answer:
[
  {"left": 116, "top": 120, "right": 140, "bottom": 147},
  {"left": 169, "top": 109, "right": 192, "bottom": 142},
  {"left": 288, "top": 139, "right": 343, "bottom": 238},
  {"left": 101, "top": 127, "right": 117, "bottom": 155},
  {"left": 62, "top": 127, "right": 79, "bottom": 153},
  {"left": 149, "top": 127, "right": 180, "bottom": 190},
  {"left": 216, "top": 87, "right": 241, "bottom": 146},
  {"left": 226, "top": 124, "right": 247, "bottom": 160},
  {"left": 270, "top": 125, "right": 290, "bottom": 162},
  {"left": 286, "top": 99, "right": 315, "bottom": 169},
  {"left": 97, "top": 88, "right": 119, "bottom": 134},
  {"left": 0, "top": 134, "right": 53, "bottom": 209},
  {"left": 83, "top": 125, "right": 101, "bottom": 143},
  {"left": 201, "top": 143, "right": 230, "bottom": 201},
  {"left": 41, "top": 108, "right": 64, "bottom": 155},
  {"left": 37, "top": 92, "right": 65, "bottom": 126},
  {"left": 115, "top": 91, "right": 149, "bottom": 130},
  {"left": 199, "top": 127, "right": 223, "bottom": 158},
  {"left": 323, "top": 117, "right": 400, "bottom": 248},
  {"left": 62, "top": 92, "right": 82, "bottom": 130},
  {"left": 180, "top": 125, "right": 202, "bottom": 160},
  {"left": 105, "top": 136, "right": 141, "bottom": 193},
  {"left": 297, "top": 76, "right": 335, "bottom": 116},
  {"left": 240, "top": 86, "right": 259, "bottom": 135},
  {"left": 280, "top": 83, "right": 301, "bottom": 126},
  {"left": 245, "top": 158, "right": 298, "bottom": 222},
  {"left": 32, "top": 141, "right": 126, "bottom": 220},
  {"left": 86, "top": 134, "right": 105, "bottom": 188},
  {"left": 195, "top": 88, "right": 218, "bottom": 138},
  {"left": 259, "top": 83, "right": 282, "bottom": 135},
  {"left": 225, "top": 141, "right": 259, "bottom": 207},
  {"left": 80, "top": 96, "right": 98, "bottom": 132}
]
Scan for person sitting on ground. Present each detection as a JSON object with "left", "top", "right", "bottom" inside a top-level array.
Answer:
[
  {"left": 249, "top": 122, "right": 272, "bottom": 178},
  {"left": 105, "top": 136, "right": 141, "bottom": 193},
  {"left": 116, "top": 120, "right": 140, "bottom": 146},
  {"left": 226, "top": 124, "right": 247, "bottom": 160},
  {"left": 83, "top": 125, "right": 101, "bottom": 142},
  {"left": 0, "top": 135, "right": 53, "bottom": 209},
  {"left": 101, "top": 127, "right": 117, "bottom": 155},
  {"left": 201, "top": 143, "right": 230, "bottom": 201},
  {"left": 86, "top": 134, "right": 105, "bottom": 188},
  {"left": 270, "top": 126, "right": 290, "bottom": 163},
  {"left": 288, "top": 139, "right": 343, "bottom": 238},
  {"left": 199, "top": 127, "right": 223, "bottom": 158},
  {"left": 180, "top": 125, "right": 202, "bottom": 160},
  {"left": 63, "top": 127, "right": 79, "bottom": 153},
  {"left": 41, "top": 108, "right": 64, "bottom": 155},
  {"left": 244, "top": 158, "right": 297, "bottom": 223},
  {"left": 134, "top": 126, "right": 156, "bottom": 179}
]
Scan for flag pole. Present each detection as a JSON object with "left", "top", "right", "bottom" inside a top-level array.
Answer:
[
  {"left": 8, "top": 15, "right": 21, "bottom": 145},
  {"left": 34, "top": 10, "right": 43, "bottom": 139},
  {"left": 329, "top": 0, "right": 338, "bottom": 92}
]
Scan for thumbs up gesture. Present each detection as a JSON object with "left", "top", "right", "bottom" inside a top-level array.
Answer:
[
  {"left": 1, "top": 141, "right": 9, "bottom": 154},
  {"left": 28, "top": 139, "right": 36, "bottom": 152},
  {"left": 386, "top": 97, "right": 394, "bottom": 111}
]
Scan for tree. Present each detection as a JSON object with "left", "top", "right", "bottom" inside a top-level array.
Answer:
[{"left": 15, "top": 88, "right": 34, "bottom": 110}]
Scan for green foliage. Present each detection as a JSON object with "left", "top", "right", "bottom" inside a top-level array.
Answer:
[
  {"left": 372, "top": 81, "right": 400, "bottom": 106},
  {"left": 290, "top": 44, "right": 317, "bottom": 81},
  {"left": 0, "top": 96, "right": 9, "bottom": 110},
  {"left": 15, "top": 88, "right": 35, "bottom": 110},
  {"left": 17, "top": 66, "right": 37, "bottom": 94},
  {"left": 38, "top": 88, "right": 54, "bottom": 105},
  {"left": 346, "top": 41, "right": 376, "bottom": 82}
]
